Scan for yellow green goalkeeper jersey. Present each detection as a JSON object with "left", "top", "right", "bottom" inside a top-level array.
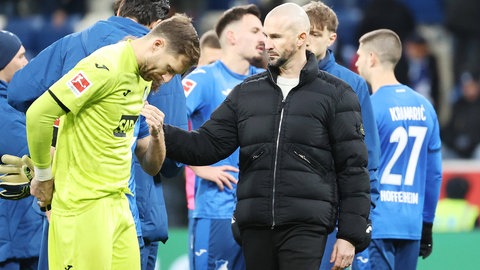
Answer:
[{"left": 49, "top": 40, "right": 150, "bottom": 214}]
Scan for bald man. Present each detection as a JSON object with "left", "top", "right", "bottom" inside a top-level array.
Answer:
[{"left": 162, "top": 3, "right": 371, "bottom": 270}]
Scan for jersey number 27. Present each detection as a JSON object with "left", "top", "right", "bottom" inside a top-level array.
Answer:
[{"left": 381, "top": 126, "right": 427, "bottom": 186}]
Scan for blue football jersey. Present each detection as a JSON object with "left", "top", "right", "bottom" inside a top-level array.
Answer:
[
  {"left": 182, "top": 60, "right": 264, "bottom": 219},
  {"left": 371, "top": 84, "right": 442, "bottom": 240}
]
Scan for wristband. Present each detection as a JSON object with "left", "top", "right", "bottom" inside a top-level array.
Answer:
[{"left": 34, "top": 166, "right": 53, "bottom": 181}]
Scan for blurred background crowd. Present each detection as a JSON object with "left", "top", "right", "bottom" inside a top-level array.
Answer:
[{"left": 1, "top": 0, "right": 480, "bottom": 228}]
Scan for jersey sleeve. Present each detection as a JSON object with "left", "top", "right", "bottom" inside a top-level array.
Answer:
[
  {"left": 427, "top": 104, "right": 442, "bottom": 152},
  {"left": 424, "top": 106, "right": 443, "bottom": 223},
  {"left": 26, "top": 93, "right": 65, "bottom": 169},
  {"left": 355, "top": 79, "right": 381, "bottom": 206},
  {"left": 182, "top": 68, "right": 210, "bottom": 118},
  {"left": 48, "top": 54, "right": 113, "bottom": 115}
]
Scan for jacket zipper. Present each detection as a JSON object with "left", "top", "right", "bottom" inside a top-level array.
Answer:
[
  {"left": 272, "top": 100, "right": 286, "bottom": 229},
  {"left": 294, "top": 150, "right": 312, "bottom": 165}
]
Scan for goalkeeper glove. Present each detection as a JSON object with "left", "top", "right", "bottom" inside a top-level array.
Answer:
[
  {"left": 419, "top": 222, "right": 433, "bottom": 259},
  {"left": 0, "top": 154, "right": 34, "bottom": 200}
]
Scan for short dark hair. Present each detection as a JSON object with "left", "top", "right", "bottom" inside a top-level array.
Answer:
[
  {"left": 149, "top": 13, "right": 200, "bottom": 70},
  {"left": 214, "top": 4, "right": 261, "bottom": 38},
  {"left": 359, "top": 29, "right": 402, "bottom": 67},
  {"left": 116, "top": 0, "right": 171, "bottom": 26}
]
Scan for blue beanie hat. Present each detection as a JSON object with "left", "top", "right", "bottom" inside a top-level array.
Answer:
[{"left": 0, "top": 30, "right": 22, "bottom": 70}]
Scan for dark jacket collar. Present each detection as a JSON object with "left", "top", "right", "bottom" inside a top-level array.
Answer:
[{"left": 267, "top": 50, "right": 319, "bottom": 87}]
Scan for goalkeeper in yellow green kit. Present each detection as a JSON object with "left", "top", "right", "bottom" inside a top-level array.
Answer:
[{"left": 25, "top": 14, "right": 199, "bottom": 270}]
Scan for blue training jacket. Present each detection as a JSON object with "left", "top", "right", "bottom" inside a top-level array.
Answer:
[
  {"left": 318, "top": 50, "right": 381, "bottom": 203},
  {"left": 8, "top": 16, "right": 151, "bottom": 112},
  {"left": 0, "top": 80, "right": 43, "bottom": 262},
  {"left": 134, "top": 75, "right": 188, "bottom": 243}
]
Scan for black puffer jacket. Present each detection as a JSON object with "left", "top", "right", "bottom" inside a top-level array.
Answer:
[{"left": 164, "top": 52, "right": 370, "bottom": 247}]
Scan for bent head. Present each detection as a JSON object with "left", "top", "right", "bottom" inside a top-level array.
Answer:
[
  {"left": 263, "top": 3, "right": 310, "bottom": 68},
  {"left": 139, "top": 13, "right": 200, "bottom": 88}
]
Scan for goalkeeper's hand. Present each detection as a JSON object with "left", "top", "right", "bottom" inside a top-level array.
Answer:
[
  {"left": 0, "top": 154, "right": 34, "bottom": 200},
  {"left": 419, "top": 222, "right": 433, "bottom": 259}
]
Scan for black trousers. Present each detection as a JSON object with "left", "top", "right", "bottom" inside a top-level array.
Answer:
[{"left": 241, "top": 224, "right": 327, "bottom": 270}]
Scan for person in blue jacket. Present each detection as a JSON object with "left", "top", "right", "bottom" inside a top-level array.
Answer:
[
  {"left": 0, "top": 30, "right": 44, "bottom": 270},
  {"left": 134, "top": 75, "right": 188, "bottom": 270},
  {"left": 302, "top": 2, "right": 381, "bottom": 270},
  {"left": 7, "top": 1, "right": 185, "bottom": 269}
]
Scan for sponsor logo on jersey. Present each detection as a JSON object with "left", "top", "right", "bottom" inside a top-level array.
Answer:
[
  {"left": 194, "top": 249, "right": 207, "bottom": 256},
  {"left": 123, "top": 90, "right": 131, "bottom": 96},
  {"left": 67, "top": 72, "right": 92, "bottom": 96},
  {"left": 183, "top": 79, "right": 197, "bottom": 97},
  {"left": 113, "top": 115, "right": 139, "bottom": 137},
  {"left": 356, "top": 256, "right": 369, "bottom": 264},
  {"left": 95, "top": 63, "right": 109, "bottom": 71}
]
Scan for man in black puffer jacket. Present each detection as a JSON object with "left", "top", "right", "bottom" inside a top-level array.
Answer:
[{"left": 164, "top": 3, "right": 370, "bottom": 270}]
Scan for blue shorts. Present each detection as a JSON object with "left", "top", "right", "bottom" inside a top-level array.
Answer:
[
  {"left": 368, "top": 239, "right": 420, "bottom": 270},
  {"left": 192, "top": 218, "right": 244, "bottom": 270}
]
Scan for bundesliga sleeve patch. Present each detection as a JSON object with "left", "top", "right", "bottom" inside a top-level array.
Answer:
[
  {"left": 67, "top": 72, "right": 92, "bottom": 96},
  {"left": 182, "top": 78, "right": 197, "bottom": 97}
]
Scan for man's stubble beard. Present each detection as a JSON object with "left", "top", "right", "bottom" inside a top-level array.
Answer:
[
  {"left": 269, "top": 56, "right": 287, "bottom": 68},
  {"left": 138, "top": 61, "right": 162, "bottom": 92},
  {"left": 268, "top": 47, "right": 295, "bottom": 69}
]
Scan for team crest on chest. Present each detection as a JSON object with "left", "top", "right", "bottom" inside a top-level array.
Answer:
[{"left": 67, "top": 72, "right": 92, "bottom": 96}]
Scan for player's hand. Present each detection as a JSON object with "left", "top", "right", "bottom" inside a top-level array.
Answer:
[
  {"left": 0, "top": 154, "right": 34, "bottom": 200},
  {"left": 330, "top": 238, "right": 355, "bottom": 270},
  {"left": 419, "top": 222, "right": 433, "bottom": 259},
  {"left": 30, "top": 177, "right": 54, "bottom": 212},
  {"left": 189, "top": 165, "right": 239, "bottom": 191},
  {"left": 141, "top": 101, "right": 165, "bottom": 138}
]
